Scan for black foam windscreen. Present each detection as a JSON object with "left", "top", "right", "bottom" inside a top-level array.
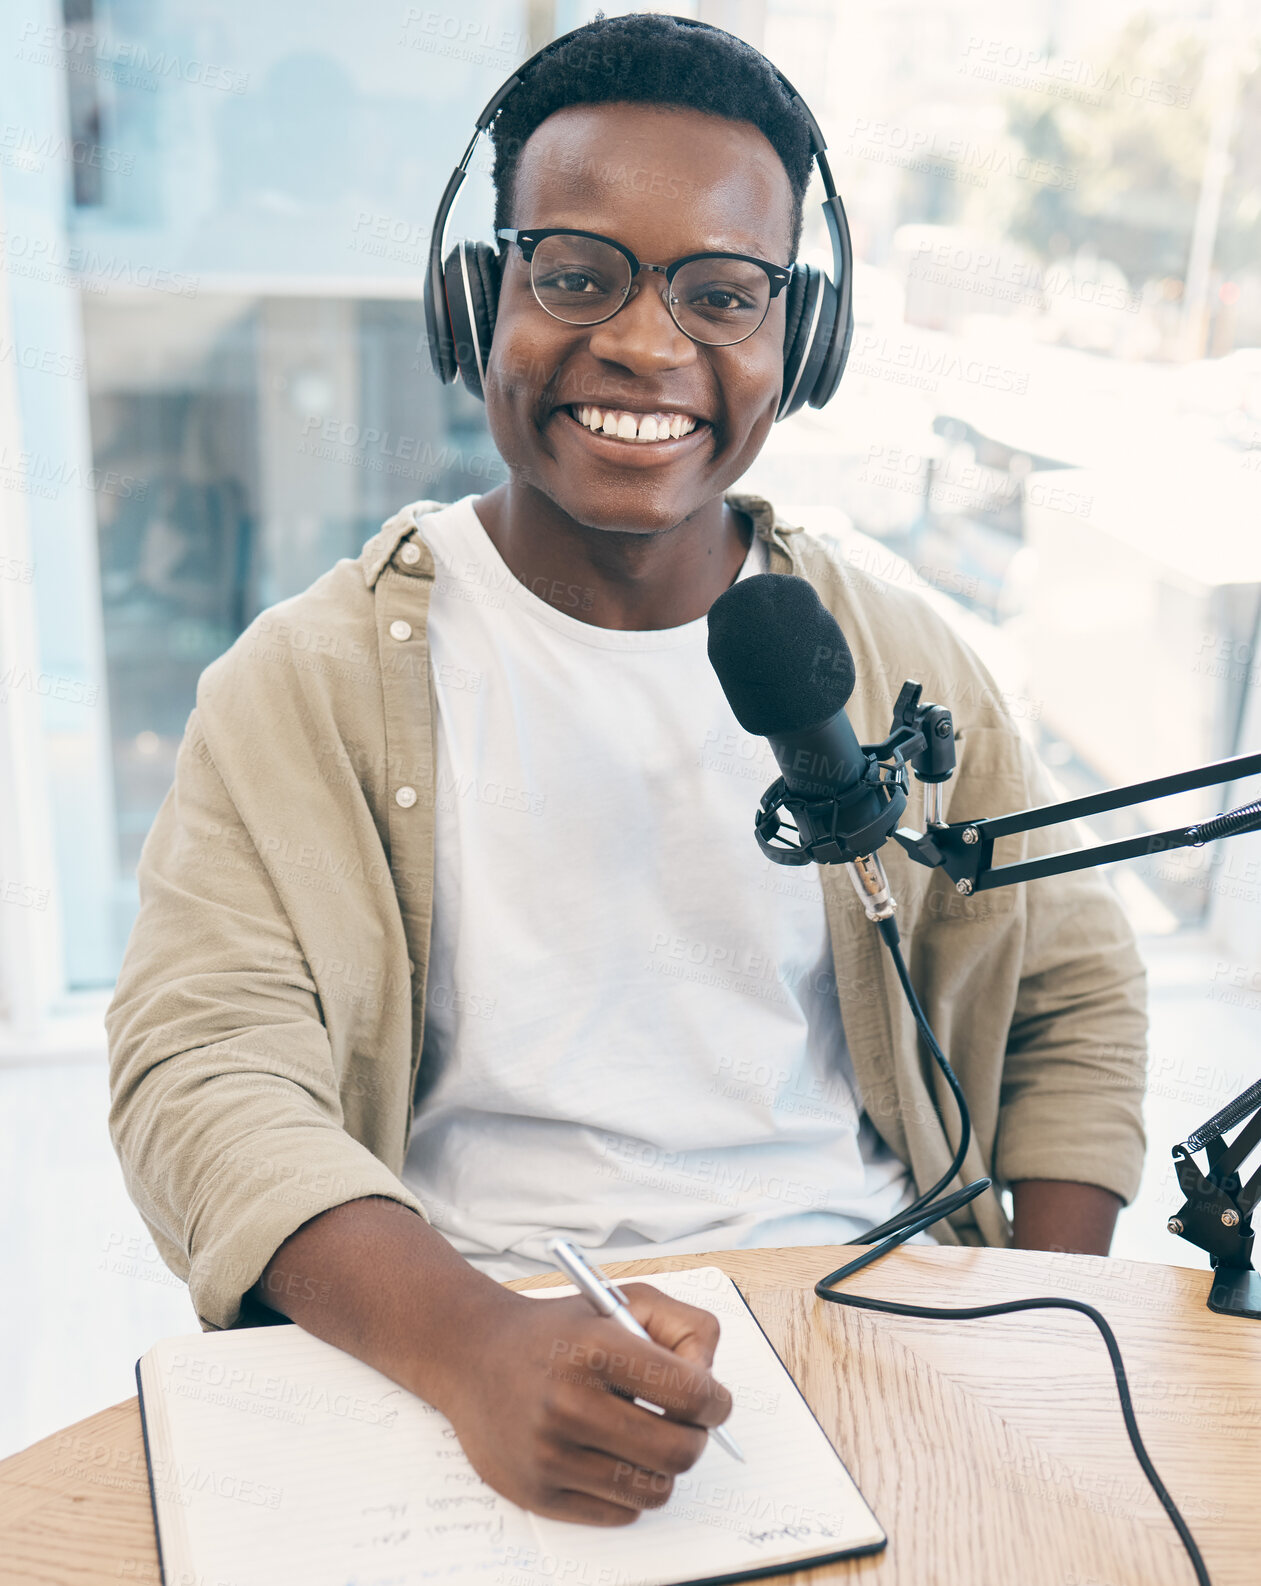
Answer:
[{"left": 706, "top": 573, "right": 856, "bottom": 737}]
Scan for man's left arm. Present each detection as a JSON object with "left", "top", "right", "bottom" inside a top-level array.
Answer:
[
  {"left": 1011, "top": 1179, "right": 1123, "bottom": 1255},
  {"left": 989, "top": 738, "right": 1149, "bottom": 1256}
]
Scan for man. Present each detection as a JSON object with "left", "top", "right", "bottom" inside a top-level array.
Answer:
[{"left": 107, "top": 14, "right": 1146, "bottom": 1527}]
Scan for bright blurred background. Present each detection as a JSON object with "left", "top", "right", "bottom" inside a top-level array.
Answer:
[{"left": 2, "top": 0, "right": 1259, "bottom": 1458}]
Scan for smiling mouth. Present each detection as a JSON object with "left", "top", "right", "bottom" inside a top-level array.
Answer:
[{"left": 566, "top": 404, "right": 702, "bottom": 442}]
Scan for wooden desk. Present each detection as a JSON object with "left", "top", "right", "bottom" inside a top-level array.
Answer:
[{"left": 2, "top": 1244, "right": 1257, "bottom": 1586}]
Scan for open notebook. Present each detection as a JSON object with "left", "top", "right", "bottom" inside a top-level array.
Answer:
[{"left": 135, "top": 1264, "right": 886, "bottom": 1586}]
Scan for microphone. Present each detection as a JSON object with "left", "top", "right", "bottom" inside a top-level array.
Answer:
[{"left": 706, "top": 573, "right": 900, "bottom": 922}]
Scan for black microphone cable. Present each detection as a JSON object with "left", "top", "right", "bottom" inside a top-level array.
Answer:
[
  {"left": 812, "top": 913, "right": 1212, "bottom": 1586},
  {"left": 706, "top": 571, "right": 1210, "bottom": 1577}
]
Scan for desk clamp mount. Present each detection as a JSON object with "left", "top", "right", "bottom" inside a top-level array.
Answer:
[{"left": 1169, "top": 1076, "right": 1261, "bottom": 1320}]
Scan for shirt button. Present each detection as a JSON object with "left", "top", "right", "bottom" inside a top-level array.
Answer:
[
  {"left": 399, "top": 542, "right": 421, "bottom": 565},
  {"left": 389, "top": 619, "right": 412, "bottom": 642},
  {"left": 395, "top": 786, "right": 418, "bottom": 808}
]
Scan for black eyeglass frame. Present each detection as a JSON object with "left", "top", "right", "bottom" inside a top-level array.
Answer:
[{"left": 495, "top": 226, "right": 793, "bottom": 345}]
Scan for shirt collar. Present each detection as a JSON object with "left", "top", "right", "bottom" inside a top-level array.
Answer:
[
  {"left": 360, "top": 500, "right": 443, "bottom": 589},
  {"left": 360, "top": 491, "right": 800, "bottom": 590},
  {"left": 725, "top": 491, "right": 801, "bottom": 574}
]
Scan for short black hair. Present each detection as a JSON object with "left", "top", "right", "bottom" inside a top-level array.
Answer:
[{"left": 489, "top": 13, "right": 814, "bottom": 257}]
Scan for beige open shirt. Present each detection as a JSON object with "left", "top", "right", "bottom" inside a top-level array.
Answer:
[{"left": 106, "top": 493, "right": 1147, "bottom": 1332}]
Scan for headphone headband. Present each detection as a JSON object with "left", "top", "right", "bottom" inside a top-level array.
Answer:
[{"left": 423, "top": 16, "right": 852, "bottom": 417}]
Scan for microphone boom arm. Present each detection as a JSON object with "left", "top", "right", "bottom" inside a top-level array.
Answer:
[
  {"left": 894, "top": 748, "right": 1261, "bottom": 895},
  {"left": 745, "top": 670, "right": 1261, "bottom": 1335}
]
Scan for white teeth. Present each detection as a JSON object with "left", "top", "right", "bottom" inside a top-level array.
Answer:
[{"left": 575, "top": 407, "right": 698, "bottom": 439}]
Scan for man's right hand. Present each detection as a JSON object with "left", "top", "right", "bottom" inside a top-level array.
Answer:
[
  {"left": 430, "top": 1280, "right": 733, "bottom": 1524},
  {"left": 252, "top": 1197, "right": 733, "bottom": 1525}
]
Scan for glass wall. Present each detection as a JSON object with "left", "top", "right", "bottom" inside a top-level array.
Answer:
[
  {"left": 87, "top": 292, "right": 503, "bottom": 893},
  {"left": 4, "top": 0, "right": 532, "bottom": 993},
  {"left": 5, "top": 0, "right": 1260, "bottom": 1007},
  {"left": 737, "top": 0, "right": 1261, "bottom": 946}
]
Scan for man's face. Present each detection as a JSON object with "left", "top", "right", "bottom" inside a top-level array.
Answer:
[{"left": 482, "top": 101, "right": 796, "bottom": 534}]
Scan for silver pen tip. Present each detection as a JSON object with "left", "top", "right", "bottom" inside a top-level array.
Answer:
[{"left": 712, "top": 1424, "right": 746, "bottom": 1461}]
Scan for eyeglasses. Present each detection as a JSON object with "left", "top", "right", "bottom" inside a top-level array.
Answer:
[{"left": 496, "top": 227, "right": 793, "bottom": 347}]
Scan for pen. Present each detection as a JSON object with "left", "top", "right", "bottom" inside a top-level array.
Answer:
[{"left": 545, "top": 1237, "right": 745, "bottom": 1463}]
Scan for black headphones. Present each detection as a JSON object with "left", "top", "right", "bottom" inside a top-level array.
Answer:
[{"left": 423, "top": 17, "right": 853, "bottom": 422}]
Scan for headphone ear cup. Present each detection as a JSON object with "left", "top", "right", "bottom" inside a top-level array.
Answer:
[
  {"left": 426, "top": 246, "right": 458, "bottom": 384},
  {"left": 471, "top": 242, "right": 500, "bottom": 353},
  {"left": 781, "top": 266, "right": 810, "bottom": 359},
  {"left": 808, "top": 273, "right": 849, "bottom": 411},
  {"left": 442, "top": 242, "right": 501, "bottom": 401},
  {"left": 803, "top": 273, "right": 841, "bottom": 411},
  {"left": 777, "top": 265, "right": 823, "bottom": 421}
]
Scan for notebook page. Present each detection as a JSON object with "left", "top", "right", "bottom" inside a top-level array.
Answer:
[
  {"left": 139, "top": 1324, "right": 535, "bottom": 1586},
  {"left": 521, "top": 1266, "right": 884, "bottom": 1585},
  {"left": 139, "top": 1266, "right": 880, "bottom": 1586}
]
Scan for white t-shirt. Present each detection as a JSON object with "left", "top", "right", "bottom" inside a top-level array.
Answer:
[{"left": 400, "top": 497, "right": 917, "bottom": 1279}]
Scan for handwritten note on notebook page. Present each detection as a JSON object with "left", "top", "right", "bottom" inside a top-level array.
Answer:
[{"left": 136, "top": 1264, "right": 885, "bottom": 1586}]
